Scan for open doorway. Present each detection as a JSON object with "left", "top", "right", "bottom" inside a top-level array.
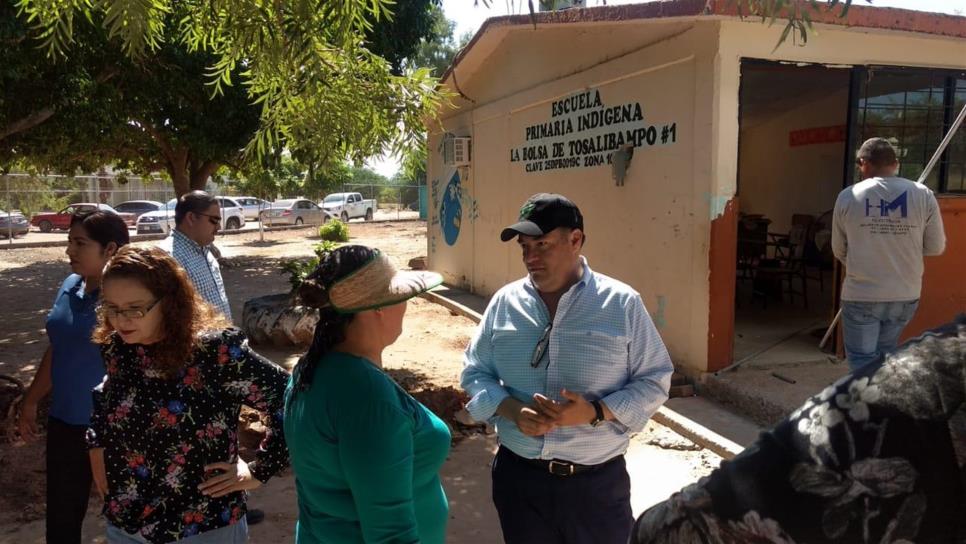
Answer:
[{"left": 732, "top": 60, "right": 850, "bottom": 367}]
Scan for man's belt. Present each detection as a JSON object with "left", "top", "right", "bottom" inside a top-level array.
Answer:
[{"left": 503, "top": 447, "right": 621, "bottom": 477}]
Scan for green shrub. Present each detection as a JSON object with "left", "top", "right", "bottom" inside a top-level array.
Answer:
[
  {"left": 281, "top": 240, "right": 342, "bottom": 292},
  {"left": 319, "top": 219, "right": 349, "bottom": 242},
  {"left": 281, "top": 258, "right": 317, "bottom": 292},
  {"left": 314, "top": 240, "right": 339, "bottom": 258}
]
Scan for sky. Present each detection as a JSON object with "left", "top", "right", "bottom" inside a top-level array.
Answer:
[{"left": 366, "top": 0, "right": 965, "bottom": 177}]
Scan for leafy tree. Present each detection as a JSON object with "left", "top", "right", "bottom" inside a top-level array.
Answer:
[
  {"left": 15, "top": 0, "right": 445, "bottom": 181},
  {"left": 366, "top": 0, "right": 443, "bottom": 75},
  {"left": 0, "top": 0, "right": 120, "bottom": 153},
  {"left": 391, "top": 9, "right": 467, "bottom": 187},
  {"left": 306, "top": 161, "right": 352, "bottom": 199},
  {"left": 4, "top": 24, "right": 260, "bottom": 196},
  {"left": 402, "top": 6, "right": 469, "bottom": 78},
  {"left": 399, "top": 141, "right": 429, "bottom": 185},
  {"left": 234, "top": 156, "right": 354, "bottom": 201},
  {"left": 349, "top": 166, "right": 390, "bottom": 187}
]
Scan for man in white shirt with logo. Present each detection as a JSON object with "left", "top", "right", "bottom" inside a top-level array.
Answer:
[{"left": 832, "top": 137, "right": 946, "bottom": 371}]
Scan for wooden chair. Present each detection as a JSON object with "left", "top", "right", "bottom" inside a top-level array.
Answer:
[
  {"left": 737, "top": 215, "right": 771, "bottom": 285},
  {"left": 753, "top": 218, "right": 810, "bottom": 309}
]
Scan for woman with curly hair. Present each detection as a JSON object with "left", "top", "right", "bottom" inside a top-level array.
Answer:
[
  {"left": 17, "top": 210, "right": 129, "bottom": 543},
  {"left": 283, "top": 245, "right": 450, "bottom": 544},
  {"left": 87, "top": 246, "right": 289, "bottom": 544}
]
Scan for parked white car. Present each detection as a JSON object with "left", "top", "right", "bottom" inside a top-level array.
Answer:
[
  {"left": 136, "top": 196, "right": 246, "bottom": 235},
  {"left": 136, "top": 198, "right": 178, "bottom": 235},
  {"left": 216, "top": 197, "right": 246, "bottom": 230},
  {"left": 320, "top": 192, "right": 376, "bottom": 222},
  {"left": 233, "top": 196, "right": 270, "bottom": 221}
]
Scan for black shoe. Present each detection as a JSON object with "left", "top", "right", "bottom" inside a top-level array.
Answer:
[{"left": 247, "top": 508, "right": 266, "bottom": 525}]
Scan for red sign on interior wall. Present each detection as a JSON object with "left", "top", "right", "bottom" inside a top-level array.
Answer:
[{"left": 789, "top": 125, "right": 847, "bottom": 147}]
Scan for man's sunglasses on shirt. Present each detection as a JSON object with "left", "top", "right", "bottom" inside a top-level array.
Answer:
[{"left": 531, "top": 323, "right": 552, "bottom": 368}]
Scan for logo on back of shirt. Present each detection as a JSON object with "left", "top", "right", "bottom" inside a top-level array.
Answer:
[{"left": 865, "top": 191, "right": 908, "bottom": 218}]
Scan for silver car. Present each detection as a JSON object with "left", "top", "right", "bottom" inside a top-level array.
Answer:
[
  {"left": 0, "top": 209, "right": 29, "bottom": 238},
  {"left": 260, "top": 198, "right": 326, "bottom": 226},
  {"left": 115, "top": 200, "right": 164, "bottom": 220}
]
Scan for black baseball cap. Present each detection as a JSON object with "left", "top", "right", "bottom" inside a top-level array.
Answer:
[{"left": 500, "top": 193, "right": 584, "bottom": 242}]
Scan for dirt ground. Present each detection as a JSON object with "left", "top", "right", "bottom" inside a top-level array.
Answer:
[{"left": 0, "top": 221, "right": 721, "bottom": 543}]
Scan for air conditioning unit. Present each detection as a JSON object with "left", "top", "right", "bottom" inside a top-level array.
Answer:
[{"left": 443, "top": 137, "right": 472, "bottom": 167}]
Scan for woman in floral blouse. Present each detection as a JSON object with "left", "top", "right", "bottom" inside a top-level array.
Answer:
[{"left": 87, "top": 246, "right": 289, "bottom": 544}]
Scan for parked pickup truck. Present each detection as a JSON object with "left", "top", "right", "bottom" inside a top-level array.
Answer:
[{"left": 320, "top": 192, "right": 376, "bottom": 222}]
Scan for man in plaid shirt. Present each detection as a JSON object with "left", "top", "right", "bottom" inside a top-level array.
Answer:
[{"left": 159, "top": 191, "right": 232, "bottom": 319}]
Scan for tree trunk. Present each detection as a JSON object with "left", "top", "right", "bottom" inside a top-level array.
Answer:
[
  {"left": 143, "top": 124, "right": 224, "bottom": 198},
  {"left": 170, "top": 167, "right": 191, "bottom": 198},
  {"left": 190, "top": 160, "right": 221, "bottom": 192}
]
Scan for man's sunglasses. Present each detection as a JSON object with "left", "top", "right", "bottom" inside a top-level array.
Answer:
[
  {"left": 531, "top": 323, "right": 552, "bottom": 368},
  {"left": 193, "top": 212, "right": 221, "bottom": 226}
]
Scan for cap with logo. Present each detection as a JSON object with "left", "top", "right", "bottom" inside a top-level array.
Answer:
[{"left": 500, "top": 193, "right": 584, "bottom": 242}]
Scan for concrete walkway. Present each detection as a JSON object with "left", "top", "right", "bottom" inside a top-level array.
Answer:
[{"left": 701, "top": 360, "right": 848, "bottom": 427}]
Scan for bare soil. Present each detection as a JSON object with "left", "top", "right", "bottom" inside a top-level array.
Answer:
[{"left": 0, "top": 222, "right": 721, "bottom": 543}]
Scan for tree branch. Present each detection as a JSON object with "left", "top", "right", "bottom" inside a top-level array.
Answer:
[{"left": 0, "top": 108, "right": 56, "bottom": 142}]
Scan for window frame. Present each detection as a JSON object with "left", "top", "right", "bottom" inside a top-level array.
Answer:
[{"left": 850, "top": 66, "right": 966, "bottom": 194}]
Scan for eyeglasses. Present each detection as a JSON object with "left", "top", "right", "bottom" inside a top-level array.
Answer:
[
  {"left": 530, "top": 323, "right": 552, "bottom": 368},
  {"left": 98, "top": 298, "right": 162, "bottom": 320},
  {"left": 193, "top": 212, "right": 221, "bottom": 226}
]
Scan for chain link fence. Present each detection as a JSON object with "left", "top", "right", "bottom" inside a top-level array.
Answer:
[
  {"left": 338, "top": 183, "right": 425, "bottom": 221},
  {"left": 0, "top": 173, "right": 222, "bottom": 216},
  {"left": 0, "top": 173, "right": 426, "bottom": 244}
]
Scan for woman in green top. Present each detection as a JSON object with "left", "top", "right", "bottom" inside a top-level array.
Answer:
[{"left": 284, "top": 245, "right": 450, "bottom": 544}]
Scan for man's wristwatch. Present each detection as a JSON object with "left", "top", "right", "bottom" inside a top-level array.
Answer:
[{"left": 589, "top": 400, "right": 605, "bottom": 427}]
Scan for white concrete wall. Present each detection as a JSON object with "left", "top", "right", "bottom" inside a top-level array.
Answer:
[
  {"left": 429, "top": 20, "right": 722, "bottom": 373},
  {"left": 428, "top": 15, "right": 966, "bottom": 373},
  {"left": 738, "top": 89, "right": 849, "bottom": 234}
]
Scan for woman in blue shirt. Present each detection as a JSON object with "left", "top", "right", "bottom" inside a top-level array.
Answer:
[
  {"left": 17, "top": 210, "right": 129, "bottom": 543},
  {"left": 284, "top": 245, "right": 451, "bottom": 543}
]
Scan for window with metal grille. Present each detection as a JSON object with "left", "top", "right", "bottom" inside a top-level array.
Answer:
[{"left": 852, "top": 68, "right": 966, "bottom": 193}]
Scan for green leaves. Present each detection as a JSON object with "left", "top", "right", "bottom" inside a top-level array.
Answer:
[
  {"left": 97, "top": 0, "right": 167, "bottom": 57},
  {"left": 13, "top": 0, "right": 444, "bottom": 171},
  {"left": 722, "top": 0, "right": 867, "bottom": 49}
]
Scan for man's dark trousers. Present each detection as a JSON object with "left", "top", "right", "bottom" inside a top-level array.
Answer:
[{"left": 492, "top": 446, "right": 633, "bottom": 544}]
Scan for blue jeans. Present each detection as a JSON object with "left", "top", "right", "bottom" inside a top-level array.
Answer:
[
  {"left": 107, "top": 517, "right": 248, "bottom": 543},
  {"left": 841, "top": 299, "right": 919, "bottom": 372}
]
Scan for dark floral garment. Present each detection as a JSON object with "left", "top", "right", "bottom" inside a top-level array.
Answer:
[
  {"left": 87, "top": 328, "right": 290, "bottom": 543},
  {"left": 633, "top": 317, "right": 966, "bottom": 544}
]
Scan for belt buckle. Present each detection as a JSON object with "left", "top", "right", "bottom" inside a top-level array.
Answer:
[{"left": 548, "top": 460, "right": 575, "bottom": 476}]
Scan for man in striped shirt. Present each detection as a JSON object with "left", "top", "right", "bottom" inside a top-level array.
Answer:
[{"left": 461, "top": 193, "right": 673, "bottom": 544}]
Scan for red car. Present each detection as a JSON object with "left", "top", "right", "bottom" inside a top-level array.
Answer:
[{"left": 31, "top": 203, "right": 136, "bottom": 232}]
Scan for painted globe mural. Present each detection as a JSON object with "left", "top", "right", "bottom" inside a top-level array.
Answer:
[{"left": 440, "top": 171, "right": 462, "bottom": 246}]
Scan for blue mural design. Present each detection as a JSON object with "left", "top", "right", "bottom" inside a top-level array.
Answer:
[{"left": 440, "top": 171, "right": 462, "bottom": 246}]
